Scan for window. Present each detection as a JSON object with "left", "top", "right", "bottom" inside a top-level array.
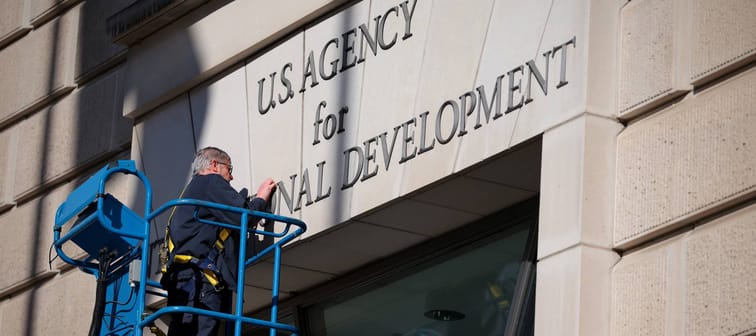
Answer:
[{"left": 302, "top": 200, "right": 537, "bottom": 336}]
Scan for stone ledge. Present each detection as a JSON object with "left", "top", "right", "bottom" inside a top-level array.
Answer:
[
  {"left": 122, "top": 0, "right": 349, "bottom": 119},
  {"left": 0, "top": 0, "right": 30, "bottom": 49},
  {"left": 0, "top": 26, "right": 31, "bottom": 51},
  {"left": 29, "top": 0, "right": 81, "bottom": 28},
  {"left": 618, "top": 0, "right": 691, "bottom": 120},
  {"left": 74, "top": 0, "right": 131, "bottom": 82},
  {"left": 0, "top": 87, "right": 75, "bottom": 131},
  {"left": 0, "top": 202, "right": 14, "bottom": 214},
  {"left": 691, "top": 50, "right": 756, "bottom": 87},
  {"left": 13, "top": 147, "right": 130, "bottom": 206},
  {"left": 689, "top": 0, "right": 756, "bottom": 87},
  {"left": 0, "top": 270, "right": 57, "bottom": 300},
  {"left": 618, "top": 89, "right": 689, "bottom": 121},
  {"left": 107, "top": 0, "right": 209, "bottom": 45}
]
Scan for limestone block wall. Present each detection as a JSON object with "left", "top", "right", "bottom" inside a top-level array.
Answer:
[
  {"left": 613, "top": 0, "right": 756, "bottom": 335},
  {"left": 0, "top": 1, "right": 133, "bottom": 335},
  {"left": 612, "top": 204, "right": 756, "bottom": 336}
]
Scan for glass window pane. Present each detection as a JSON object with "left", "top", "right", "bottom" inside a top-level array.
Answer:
[{"left": 305, "top": 223, "right": 533, "bottom": 336}]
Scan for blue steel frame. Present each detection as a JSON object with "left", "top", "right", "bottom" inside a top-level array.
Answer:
[{"left": 52, "top": 161, "right": 307, "bottom": 336}]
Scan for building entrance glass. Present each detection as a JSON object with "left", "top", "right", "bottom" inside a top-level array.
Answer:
[{"left": 303, "top": 206, "right": 537, "bottom": 336}]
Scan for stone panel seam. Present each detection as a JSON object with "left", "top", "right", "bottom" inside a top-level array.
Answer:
[
  {"left": 538, "top": 242, "right": 614, "bottom": 262},
  {"left": 0, "top": 125, "right": 20, "bottom": 214},
  {"left": 0, "top": 26, "right": 31, "bottom": 51},
  {"left": 408, "top": 197, "right": 482, "bottom": 217},
  {"left": 465, "top": 175, "right": 538, "bottom": 193},
  {"left": 692, "top": 47, "right": 756, "bottom": 81},
  {"left": 0, "top": 203, "right": 13, "bottom": 214},
  {"left": 690, "top": 61, "right": 756, "bottom": 97},
  {"left": 0, "top": 86, "right": 76, "bottom": 132},
  {"left": 732, "top": 327, "right": 756, "bottom": 336},
  {"left": 246, "top": 282, "right": 318, "bottom": 296},
  {"left": 679, "top": 236, "right": 689, "bottom": 336},
  {"left": 614, "top": 185, "right": 756, "bottom": 244},
  {"left": 244, "top": 284, "right": 295, "bottom": 295},
  {"left": 350, "top": 1, "right": 371, "bottom": 214},
  {"left": 407, "top": 0, "right": 436, "bottom": 121},
  {"left": 504, "top": 0, "right": 555, "bottom": 149},
  {"left": 585, "top": 111, "right": 623, "bottom": 125},
  {"left": 618, "top": 227, "right": 692, "bottom": 260},
  {"left": 29, "top": 0, "right": 82, "bottom": 28},
  {"left": 611, "top": 250, "right": 668, "bottom": 336},
  {"left": 12, "top": 146, "right": 131, "bottom": 205},
  {"left": 0, "top": 0, "right": 31, "bottom": 50},
  {"left": 355, "top": 219, "right": 434, "bottom": 239},
  {"left": 275, "top": 260, "right": 339, "bottom": 279},
  {"left": 186, "top": 90, "right": 198, "bottom": 151},
  {"left": 451, "top": 0, "right": 497, "bottom": 171},
  {"left": 470, "top": 0, "right": 497, "bottom": 91},
  {"left": 0, "top": 270, "right": 57, "bottom": 300},
  {"left": 541, "top": 110, "right": 617, "bottom": 135},
  {"left": 265, "top": 260, "right": 337, "bottom": 278},
  {"left": 75, "top": 51, "right": 128, "bottom": 87},
  {"left": 620, "top": 88, "right": 673, "bottom": 114},
  {"left": 54, "top": 250, "right": 88, "bottom": 273}
]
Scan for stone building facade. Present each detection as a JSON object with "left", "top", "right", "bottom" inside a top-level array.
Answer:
[{"left": 0, "top": 0, "right": 753, "bottom": 335}]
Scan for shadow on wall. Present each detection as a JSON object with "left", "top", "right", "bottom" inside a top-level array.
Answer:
[
  {"left": 24, "top": 13, "right": 62, "bottom": 336},
  {"left": 22, "top": 0, "right": 362, "bottom": 333},
  {"left": 13, "top": 0, "right": 202, "bottom": 334},
  {"left": 122, "top": 0, "right": 240, "bottom": 283},
  {"left": 125, "top": 0, "right": 361, "bottom": 297},
  {"left": 123, "top": 16, "right": 209, "bottom": 280}
]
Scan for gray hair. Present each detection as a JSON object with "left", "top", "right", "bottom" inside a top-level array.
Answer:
[{"left": 192, "top": 147, "right": 231, "bottom": 175}]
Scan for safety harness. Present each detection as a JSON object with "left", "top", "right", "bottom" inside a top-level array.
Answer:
[{"left": 160, "top": 185, "right": 230, "bottom": 290}]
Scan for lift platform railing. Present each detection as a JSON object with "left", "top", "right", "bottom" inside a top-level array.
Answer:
[
  {"left": 142, "top": 199, "right": 306, "bottom": 336},
  {"left": 52, "top": 160, "right": 307, "bottom": 336}
]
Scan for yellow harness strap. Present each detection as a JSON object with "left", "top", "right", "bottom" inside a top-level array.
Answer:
[
  {"left": 171, "top": 228, "right": 231, "bottom": 287},
  {"left": 171, "top": 256, "right": 222, "bottom": 287}
]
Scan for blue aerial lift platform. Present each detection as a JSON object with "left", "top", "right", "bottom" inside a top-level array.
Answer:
[{"left": 52, "top": 160, "right": 306, "bottom": 336}]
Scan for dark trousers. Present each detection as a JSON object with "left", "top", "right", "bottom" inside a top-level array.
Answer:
[{"left": 165, "top": 267, "right": 231, "bottom": 336}]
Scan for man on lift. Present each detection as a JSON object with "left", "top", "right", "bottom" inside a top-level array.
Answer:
[{"left": 162, "top": 146, "right": 276, "bottom": 336}]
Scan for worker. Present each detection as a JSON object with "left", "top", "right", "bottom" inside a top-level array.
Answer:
[{"left": 162, "top": 146, "right": 276, "bottom": 336}]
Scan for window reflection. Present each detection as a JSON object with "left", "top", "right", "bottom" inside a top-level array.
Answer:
[{"left": 305, "top": 223, "right": 535, "bottom": 336}]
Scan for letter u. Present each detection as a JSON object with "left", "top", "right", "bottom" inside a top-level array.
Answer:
[{"left": 258, "top": 72, "right": 277, "bottom": 114}]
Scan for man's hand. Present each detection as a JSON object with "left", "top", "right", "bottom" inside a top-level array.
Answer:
[{"left": 256, "top": 178, "right": 277, "bottom": 202}]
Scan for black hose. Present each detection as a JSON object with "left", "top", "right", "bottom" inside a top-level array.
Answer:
[{"left": 88, "top": 249, "right": 115, "bottom": 336}]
